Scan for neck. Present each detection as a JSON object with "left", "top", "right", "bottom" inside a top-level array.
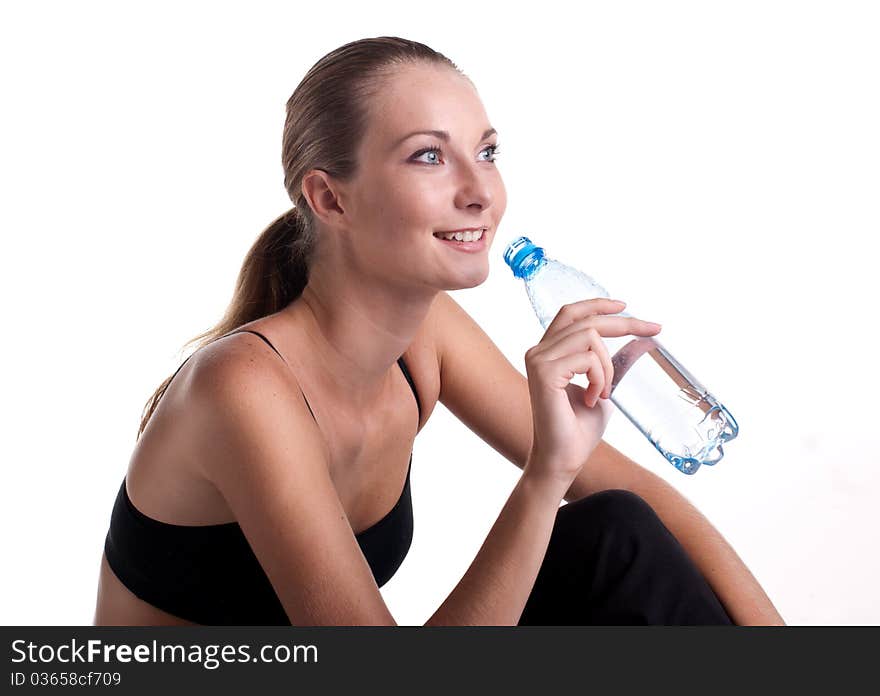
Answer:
[{"left": 279, "top": 265, "right": 436, "bottom": 412}]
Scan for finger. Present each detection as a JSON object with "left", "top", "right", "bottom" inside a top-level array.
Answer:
[
  {"left": 546, "top": 315, "right": 659, "bottom": 348},
  {"left": 593, "top": 334, "right": 614, "bottom": 399},
  {"left": 541, "top": 326, "right": 614, "bottom": 396},
  {"left": 541, "top": 327, "right": 601, "bottom": 361},
  {"left": 543, "top": 299, "right": 627, "bottom": 338},
  {"left": 540, "top": 331, "right": 607, "bottom": 404},
  {"left": 562, "top": 315, "right": 661, "bottom": 339},
  {"left": 549, "top": 350, "right": 604, "bottom": 404}
]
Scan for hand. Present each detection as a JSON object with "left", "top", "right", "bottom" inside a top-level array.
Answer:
[{"left": 523, "top": 298, "right": 662, "bottom": 491}]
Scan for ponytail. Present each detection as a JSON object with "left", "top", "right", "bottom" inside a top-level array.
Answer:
[
  {"left": 135, "top": 205, "right": 315, "bottom": 441},
  {"left": 234, "top": 206, "right": 313, "bottom": 320}
]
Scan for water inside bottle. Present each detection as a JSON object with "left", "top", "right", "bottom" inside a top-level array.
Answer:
[{"left": 602, "top": 332, "right": 739, "bottom": 474}]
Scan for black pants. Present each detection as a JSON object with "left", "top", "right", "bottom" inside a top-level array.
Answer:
[{"left": 517, "top": 489, "right": 733, "bottom": 625}]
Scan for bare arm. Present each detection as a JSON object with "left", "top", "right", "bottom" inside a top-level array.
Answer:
[
  {"left": 430, "top": 291, "right": 785, "bottom": 627},
  {"left": 425, "top": 463, "right": 565, "bottom": 626}
]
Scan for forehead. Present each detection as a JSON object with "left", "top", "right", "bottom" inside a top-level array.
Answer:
[{"left": 364, "top": 64, "right": 488, "bottom": 151}]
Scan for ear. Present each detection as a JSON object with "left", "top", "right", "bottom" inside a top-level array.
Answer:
[{"left": 301, "top": 168, "right": 347, "bottom": 228}]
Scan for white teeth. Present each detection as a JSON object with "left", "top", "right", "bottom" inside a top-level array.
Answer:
[{"left": 436, "top": 229, "right": 484, "bottom": 242}]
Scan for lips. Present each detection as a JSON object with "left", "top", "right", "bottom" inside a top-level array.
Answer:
[
  {"left": 433, "top": 228, "right": 486, "bottom": 242},
  {"left": 433, "top": 229, "right": 488, "bottom": 253}
]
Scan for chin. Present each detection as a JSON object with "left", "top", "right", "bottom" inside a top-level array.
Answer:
[{"left": 445, "top": 265, "right": 490, "bottom": 291}]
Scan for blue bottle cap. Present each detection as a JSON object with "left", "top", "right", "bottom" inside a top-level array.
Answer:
[{"left": 503, "top": 236, "right": 545, "bottom": 278}]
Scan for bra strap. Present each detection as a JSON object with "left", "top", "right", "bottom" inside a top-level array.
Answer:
[{"left": 227, "top": 329, "right": 317, "bottom": 422}]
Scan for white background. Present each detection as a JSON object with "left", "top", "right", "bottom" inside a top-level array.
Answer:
[{"left": 1, "top": 0, "right": 877, "bottom": 626}]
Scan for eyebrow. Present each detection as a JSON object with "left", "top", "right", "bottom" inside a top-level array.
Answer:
[{"left": 392, "top": 127, "right": 497, "bottom": 151}]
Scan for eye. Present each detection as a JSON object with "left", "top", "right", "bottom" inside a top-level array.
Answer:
[
  {"left": 411, "top": 144, "right": 444, "bottom": 165},
  {"left": 410, "top": 143, "right": 502, "bottom": 165},
  {"left": 479, "top": 143, "right": 501, "bottom": 162}
]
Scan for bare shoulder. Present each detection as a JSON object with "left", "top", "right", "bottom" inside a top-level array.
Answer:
[
  {"left": 178, "top": 332, "right": 324, "bottom": 468},
  {"left": 188, "top": 334, "right": 320, "bottom": 461},
  {"left": 415, "top": 290, "right": 478, "bottom": 416},
  {"left": 189, "top": 329, "right": 293, "bottom": 384},
  {"left": 425, "top": 290, "right": 475, "bottom": 371},
  {"left": 178, "top": 332, "right": 397, "bottom": 625},
  {"left": 425, "top": 290, "right": 537, "bottom": 470},
  {"left": 417, "top": 291, "right": 453, "bottom": 373}
]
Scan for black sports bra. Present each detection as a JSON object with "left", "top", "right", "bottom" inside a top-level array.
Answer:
[{"left": 103, "top": 329, "right": 421, "bottom": 625}]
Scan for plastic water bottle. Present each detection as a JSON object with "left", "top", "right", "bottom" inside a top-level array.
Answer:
[{"left": 503, "top": 236, "right": 739, "bottom": 475}]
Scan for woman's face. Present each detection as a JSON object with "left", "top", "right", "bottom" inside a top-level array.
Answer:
[{"left": 338, "top": 63, "right": 507, "bottom": 292}]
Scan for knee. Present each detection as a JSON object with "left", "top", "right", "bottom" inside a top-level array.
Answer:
[
  {"left": 559, "top": 488, "right": 666, "bottom": 539},
  {"left": 572, "top": 488, "right": 657, "bottom": 520}
]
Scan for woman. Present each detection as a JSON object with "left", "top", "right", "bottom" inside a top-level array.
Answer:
[{"left": 93, "top": 36, "right": 784, "bottom": 626}]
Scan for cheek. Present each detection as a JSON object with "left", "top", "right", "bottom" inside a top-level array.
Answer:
[
  {"left": 493, "top": 177, "right": 508, "bottom": 212},
  {"left": 386, "top": 185, "right": 444, "bottom": 229}
]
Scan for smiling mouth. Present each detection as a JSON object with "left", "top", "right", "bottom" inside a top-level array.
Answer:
[{"left": 432, "top": 228, "right": 486, "bottom": 242}]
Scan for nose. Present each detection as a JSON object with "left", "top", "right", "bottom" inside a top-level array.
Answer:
[{"left": 453, "top": 160, "right": 494, "bottom": 211}]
